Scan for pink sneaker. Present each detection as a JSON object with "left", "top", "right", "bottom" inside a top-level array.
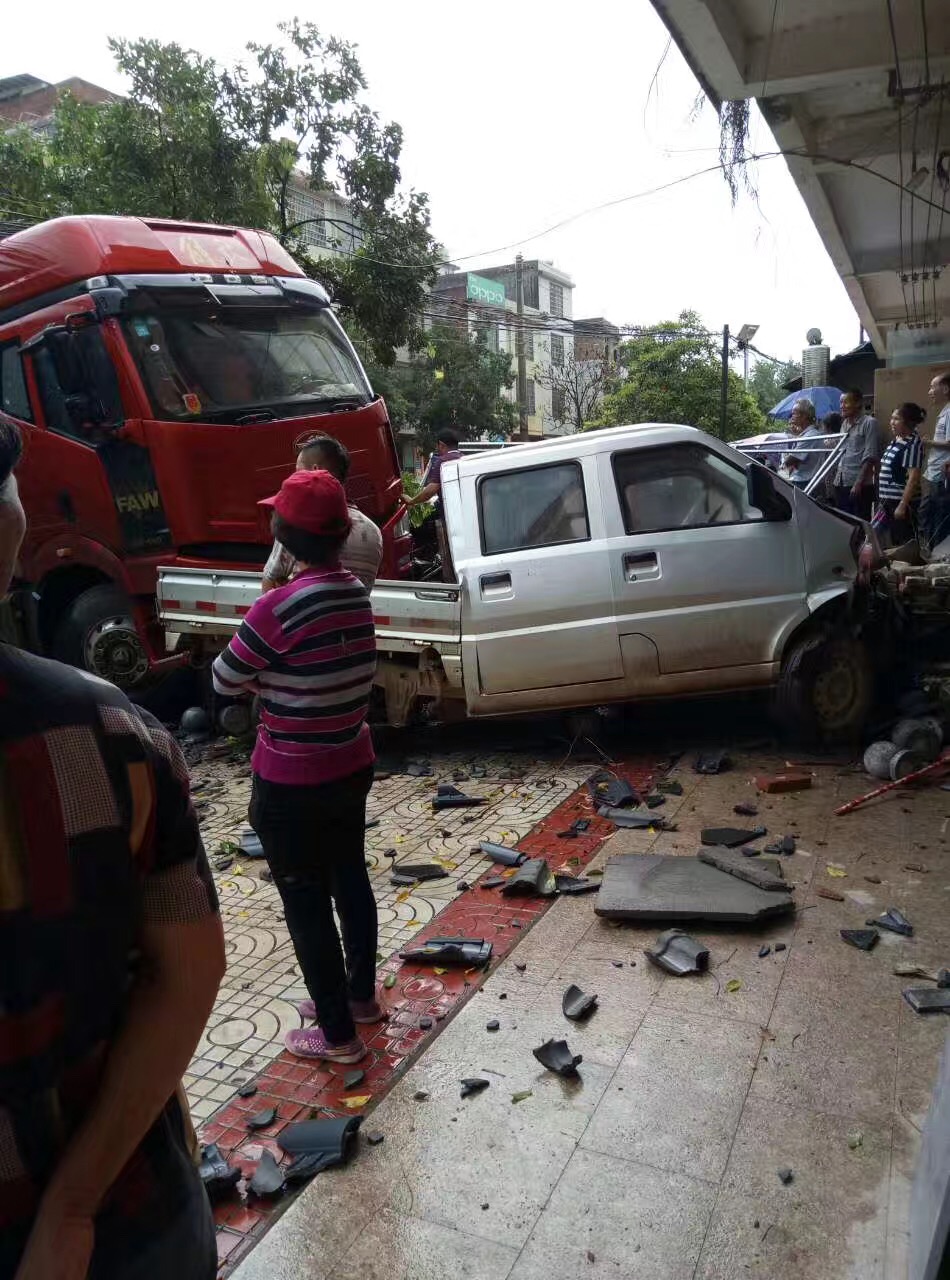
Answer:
[
  {"left": 297, "top": 996, "right": 388, "bottom": 1024},
  {"left": 285, "top": 1027, "right": 366, "bottom": 1063}
]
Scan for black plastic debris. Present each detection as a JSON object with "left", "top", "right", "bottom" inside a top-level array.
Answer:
[
  {"left": 759, "top": 945, "right": 771, "bottom": 958},
  {"left": 645, "top": 929, "right": 710, "bottom": 975},
  {"left": 501, "top": 858, "right": 556, "bottom": 897},
  {"left": 775, "top": 942, "right": 787, "bottom": 952},
  {"left": 199, "top": 1144, "right": 241, "bottom": 1201},
  {"left": 237, "top": 1082, "right": 258, "bottom": 1099},
  {"left": 392, "top": 863, "right": 449, "bottom": 882},
  {"left": 734, "top": 802, "right": 759, "bottom": 816},
  {"left": 741, "top": 846, "right": 761, "bottom": 858},
  {"left": 249, "top": 1150, "right": 285, "bottom": 1198},
  {"left": 432, "top": 785, "right": 486, "bottom": 811},
  {"left": 390, "top": 874, "right": 417, "bottom": 887},
  {"left": 562, "top": 984, "right": 598, "bottom": 1020},
  {"left": 383, "top": 848, "right": 398, "bottom": 859},
  {"left": 456, "top": 881, "right": 470, "bottom": 893},
  {"left": 866, "top": 907, "right": 914, "bottom": 937},
  {"left": 486, "top": 1018, "right": 500, "bottom": 1031},
  {"left": 246, "top": 1107, "right": 277, "bottom": 1131},
  {"left": 701, "top": 826, "right": 767, "bottom": 848},
  {"left": 413, "top": 1090, "right": 429, "bottom": 1101},
  {"left": 366, "top": 1131, "right": 385, "bottom": 1146},
  {"left": 533, "top": 1037, "right": 583, "bottom": 1078},
  {"left": 400, "top": 937, "right": 493, "bottom": 967},
  {"left": 588, "top": 771, "right": 640, "bottom": 809},
  {"left": 904, "top": 987, "right": 950, "bottom": 1013},
  {"left": 515, "top": 962, "right": 527, "bottom": 972},
  {"left": 239, "top": 828, "right": 265, "bottom": 860},
  {"left": 481, "top": 876, "right": 505, "bottom": 889},
  {"left": 645, "top": 794, "right": 666, "bottom": 809},
  {"left": 460, "top": 1077, "right": 490, "bottom": 1098},
  {"left": 343, "top": 1070, "right": 365, "bottom": 1090},
  {"left": 598, "top": 806, "right": 671, "bottom": 830},
  {"left": 480, "top": 841, "right": 526, "bottom": 867},
  {"left": 764, "top": 835, "right": 796, "bottom": 856},
  {"left": 554, "top": 874, "right": 600, "bottom": 895},
  {"left": 278, "top": 1116, "right": 363, "bottom": 1182},
  {"left": 840, "top": 929, "right": 879, "bottom": 951},
  {"left": 419, "top": 1016, "right": 434, "bottom": 1030},
  {"left": 777, "top": 1168, "right": 794, "bottom": 1185},
  {"left": 213, "top": 855, "right": 234, "bottom": 873},
  {"left": 557, "top": 817, "right": 592, "bottom": 839},
  {"left": 694, "top": 750, "right": 731, "bottom": 775}
]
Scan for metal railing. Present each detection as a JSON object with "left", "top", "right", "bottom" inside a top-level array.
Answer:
[{"left": 732, "top": 432, "right": 846, "bottom": 497}]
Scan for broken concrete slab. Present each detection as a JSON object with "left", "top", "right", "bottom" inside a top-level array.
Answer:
[
  {"left": 903, "top": 987, "right": 950, "bottom": 1013},
  {"left": 645, "top": 929, "right": 710, "bottom": 975},
  {"left": 595, "top": 854, "right": 795, "bottom": 924},
  {"left": 697, "top": 848, "right": 787, "bottom": 891},
  {"left": 391, "top": 863, "right": 449, "bottom": 882},
  {"left": 701, "top": 826, "right": 767, "bottom": 848},
  {"left": 598, "top": 805, "right": 672, "bottom": 830}
]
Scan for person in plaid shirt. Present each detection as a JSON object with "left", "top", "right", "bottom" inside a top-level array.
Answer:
[{"left": 0, "top": 416, "right": 225, "bottom": 1278}]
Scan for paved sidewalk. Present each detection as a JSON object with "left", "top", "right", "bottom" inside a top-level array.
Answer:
[{"left": 231, "top": 746, "right": 950, "bottom": 1280}]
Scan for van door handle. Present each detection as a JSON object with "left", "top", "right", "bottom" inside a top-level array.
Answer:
[
  {"left": 623, "top": 552, "right": 660, "bottom": 581},
  {"left": 479, "top": 571, "right": 512, "bottom": 598}
]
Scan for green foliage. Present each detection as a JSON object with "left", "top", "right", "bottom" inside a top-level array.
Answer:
[
  {"left": 0, "top": 22, "right": 439, "bottom": 366},
  {"left": 400, "top": 471, "right": 431, "bottom": 528},
  {"left": 591, "top": 311, "right": 765, "bottom": 440},
  {"left": 747, "top": 357, "right": 802, "bottom": 416}
]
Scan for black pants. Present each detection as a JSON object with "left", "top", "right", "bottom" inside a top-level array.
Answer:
[
  {"left": 833, "top": 484, "right": 873, "bottom": 521},
  {"left": 919, "top": 477, "right": 950, "bottom": 553},
  {"left": 879, "top": 497, "right": 918, "bottom": 546},
  {"left": 249, "top": 767, "right": 376, "bottom": 1044}
]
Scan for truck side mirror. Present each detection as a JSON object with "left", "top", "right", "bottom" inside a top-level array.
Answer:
[{"left": 747, "top": 462, "right": 792, "bottom": 521}]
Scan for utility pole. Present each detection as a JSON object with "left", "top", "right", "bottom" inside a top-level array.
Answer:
[
  {"left": 516, "top": 253, "right": 528, "bottom": 441},
  {"left": 720, "top": 323, "right": 730, "bottom": 438}
]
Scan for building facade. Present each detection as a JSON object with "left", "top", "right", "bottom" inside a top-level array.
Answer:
[{"left": 0, "top": 73, "right": 116, "bottom": 135}]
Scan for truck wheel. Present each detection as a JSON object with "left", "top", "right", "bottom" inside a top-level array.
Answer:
[
  {"left": 774, "top": 630, "right": 873, "bottom": 742},
  {"left": 52, "top": 584, "right": 150, "bottom": 688}
]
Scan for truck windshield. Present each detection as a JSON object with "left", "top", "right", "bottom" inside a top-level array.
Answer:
[{"left": 121, "top": 305, "right": 372, "bottom": 422}]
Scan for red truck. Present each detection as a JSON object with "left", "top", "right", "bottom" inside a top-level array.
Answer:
[{"left": 0, "top": 214, "right": 410, "bottom": 685}]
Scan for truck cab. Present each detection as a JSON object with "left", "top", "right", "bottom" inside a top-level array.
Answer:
[{"left": 0, "top": 215, "right": 409, "bottom": 685}]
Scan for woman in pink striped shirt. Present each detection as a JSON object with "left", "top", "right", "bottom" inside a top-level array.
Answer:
[{"left": 212, "top": 470, "right": 382, "bottom": 1064}]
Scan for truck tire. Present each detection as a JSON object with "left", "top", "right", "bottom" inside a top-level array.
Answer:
[
  {"left": 774, "top": 630, "right": 873, "bottom": 743},
  {"left": 52, "top": 584, "right": 149, "bottom": 688}
]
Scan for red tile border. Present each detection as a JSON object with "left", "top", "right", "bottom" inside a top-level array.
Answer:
[{"left": 204, "top": 758, "right": 658, "bottom": 1272}]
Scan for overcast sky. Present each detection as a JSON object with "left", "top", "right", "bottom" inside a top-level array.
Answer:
[{"left": 4, "top": 0, "right": 864, "bottom": 375}]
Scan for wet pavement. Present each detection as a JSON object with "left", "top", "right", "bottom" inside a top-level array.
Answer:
[{"left": 218, "top": 739, "right": 950, "bottom": 1280}]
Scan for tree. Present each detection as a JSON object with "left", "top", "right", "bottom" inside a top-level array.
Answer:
[
  {"left": 536, "top": 349, "right": 617, "bottom": 433},
  {"left": 747, "top": 357, "right": 802, "bottom": 417},
  {"left": 0, "top": 23, "right": 440, "bottom": 366},
  {"left": 590, "top": 311, "right": 765, "bottom": 440},
  {"left": 383, "top": 325, "right": 516, "bottom": 450}
]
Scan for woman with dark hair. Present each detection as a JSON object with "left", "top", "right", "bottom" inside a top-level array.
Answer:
[
  {"left": 876, "top": 402, "right": 926, "bottom": 544},
  {"left": 212, "top": 470, "right": 380, "bottom": 1064}
]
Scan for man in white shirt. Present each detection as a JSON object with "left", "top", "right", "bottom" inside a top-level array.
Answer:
[
  {"left": 261, "top": 435, "right": 383, "bottom": 592},
  {"left": 920, "top": 372, "right": 950, "bottom": 555}
]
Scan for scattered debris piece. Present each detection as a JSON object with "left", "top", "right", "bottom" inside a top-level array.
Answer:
[
  {"left": 612, "top": 960, "right": 624, "bottom": 968},
  {"left": 413, "top": 1090, "right": 429, "bottom": 1101},
  {"left": 764, "top": 835, "right": 796, "bottom": 856},
  {"left": 903, "top": 863, "right": 929, "bottom": 874},
  {"left": 894, "top": 964, "right": 940, "bottom": 981},
  {"left": 597, "top": 806, "right": 672, "bottom": 830},
  {"left": 939, "top": 970, "right": 950, "bottom": 989},
  {"left": 366, "top": 1131, "right": 385, "bottom": 1146},
  {"left": 777, "top": 1168, "right": 795, "bottom": 1185},
  {"left": 199, "top": 1144, "right": 241, "bottom": 1200},
  {"left": 343, "top": 1070, "right": 365, "bottom": 1090},
  {"left": 697, "top": 848, "right": 786, "bottom": 891},
  {"left": 840, "top": 929, "right": 879, "bottom": 951},
  {"left": 383, "top": 974, "right": 397, "bottom": 989},
  {"left": 515, "top": 962, "right": 527, "bottom": 972},
  {"left": 249, "top": 1151, "right": 285, "bottom": 1197},
  {"left": 701, "top": 826, "right": 767, "bottom": 848},
  {"left": 741, "top": 845, "right": 761, "bottom": 858},
  {"left": 419, "top": 1017, "right": 434, "bottom": 1030},
  {"left": 562, "top": 984, "right": 598, "bottom": 1021},
  {"left": 460, "top": 1078, "right": 490, "bottom": 1098},
  {"left": 480, "top": 841, "right": 526, "bottom": 867},
  {"left": 364, "top": 818, "right": 380, "bottom": 831},
  {"left": 237, "top": 1082, "right": 258, "bottom": 1098},
  {"left": 391, "top": 863, "right": 449, "bottom": 882},
  {"left": 588, "top": 771, "right": 641, "bottom": 808},
  {"left": 775, "top": 942, "right": 787, "bottom": 952},
  {"left": 279, "top": 1115, "right": 363, "bottom": 1182},
  {"left": 734, "top": 802, "right": 759, "bottom": 816},
  {"left": 755, "top": 772, "right": 811, "bottom": 794},
  {"left": 511, "top": 1090, "right": 533, "bottom": 1104},
  {"left": 903, "top": 987, "right": 950, "bottom": 1014},
  {"left": 656, "top": 779, "right": 684, "bottom": 795},
  {"left": 456, "top": 881, "right": 470, "bottom": 893},
  {"left": 481, "top": 1203, "right": 489, "bottom": 1211},
  {"left": 383, "top": 848, "right": 398, "bottom": 859},
  {"left": 694, "top": 750, "right": 731, "bottom": 775},
  {"left": 817, "top": 887, "right": 845, "bottom": 902},
  {"left": 400, "top": 937, "right": 493, "bottom": 967},
  {"left": 848, "top": 1132, "right": 863, "bottom": 1150},
  {"left": 481, "top": 876, "right": 505, "bottom": 889},
  {"left": 866, "top": 906, "right": 913, "bottom": 936},
  {"left": 239, "top": 828, "right": 265, "bottom": 860},
  {"left": 725, "top": 979, "right": 742, "bottom": 993},
  {"left": 826, "top": 865, "right": 848, "bottom": 878},
  {"left": 246, "top": 1107, "right": 277, "bottom": 1131},
  {"left": 644, "top": 793, "right": 666, "bottom": 809},
  {"left": 486, "top": 1019, "right": 500, "bottom": 1032},
  {"left": 432, "top": 785, "right": 486, "bottom": 811},
  {"left": 646, "top": 929, "right": 710, "bottom": 975},
  {"left": 212, "top": 855, "right": 234, "bottom": 872},
  {"left": 502, "top": 858, "right": 556, "bottom": 897},
  {"left": 759, "top": 945, "right": 771, "bottom": 958},
  {"left": 554, "top": 874, "right": 600, "bottom": 895},
  {"left": 498, "top": 993, "right": 507, "bottom": 1000},
  {"left": 864, "top": 875, "right": 882, "bottom": 885},
  {"left": 533, "top": 1038, "right": 583, "bottom": 1077},
  {"left": 596, "top": 854, "right": 795, "bottom": 923}
]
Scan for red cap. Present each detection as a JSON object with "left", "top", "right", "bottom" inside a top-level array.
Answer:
[{"left": 258, "top": 469, "right": 350, "bottom": 535}]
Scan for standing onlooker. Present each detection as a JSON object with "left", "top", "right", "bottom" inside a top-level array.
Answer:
[
  {"left": 262, "top": 435, "right": 382, "bottom": 593},
  {"left": 920, "top": 372, "right": 950, "bottom": 554},
  {"left": 832, "top": 388, "right": 881, "bottom": 519},
  {"left": 0, "top": 418, "right": 225, "bottom": 1280},
  {"left": 876, "top": 403, "right": 925, "bottom": 545},
  {"left": 783, "top": 399, "right": 821, "bottom": 487},
  {"left": 213, "top": 469, "right": 380, "bottom": 1064}
]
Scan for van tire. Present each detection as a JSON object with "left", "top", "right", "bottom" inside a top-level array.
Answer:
[
  {"left": 52, "top": 584, "right": 149, "bottom": 688},
  {"left": 774, "top": 630, "right": 874, "bottom": 743}
]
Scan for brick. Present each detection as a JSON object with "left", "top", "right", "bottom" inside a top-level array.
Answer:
[{"left": 754, "top": 771, "right": 812, "bottom": 793}]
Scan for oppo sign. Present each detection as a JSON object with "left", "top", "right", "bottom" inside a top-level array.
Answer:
[{"left": 466, "top": 273, "right": 506, "bottom": 307}]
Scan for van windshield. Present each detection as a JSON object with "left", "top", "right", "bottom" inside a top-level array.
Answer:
[{"left": 122, "top": 305, "right": 372, "bottom": 422}]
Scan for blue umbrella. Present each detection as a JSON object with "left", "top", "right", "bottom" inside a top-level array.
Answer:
[{"left": 769, "top": 386, "right": 842, "bottom": 421}]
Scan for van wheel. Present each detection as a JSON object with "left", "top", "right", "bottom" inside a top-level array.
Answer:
[
  {"left": 774, "top": 630, "right": 873, "bottom": 742},
  {"left": 52, "top": 584, "right": 149, "bottom": 688}
]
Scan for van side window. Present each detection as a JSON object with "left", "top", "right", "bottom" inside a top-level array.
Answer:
[
  {"left": 32, "top": 346, "right": 77, "bottom": 436},
  {"left": 0, "top": 343, "right": 33, "bottom": 423},
  {"left": 479, "top": 461, "right": 589, "bottom": 555},
  {"left": 613, "top": 444, "right": 762, "bottom": 534}
]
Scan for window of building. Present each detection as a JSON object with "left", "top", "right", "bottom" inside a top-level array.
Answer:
[
  {"left": 524, "top": 328, "right": 534, "bottom": 361},
  {"left": 612, "top": 443, "right": 763, "bottom": 535},
  {"left": 551, "top": 387, "right": 566, "bottom": 423},
  {"left": 550, "top": 333, "right": 564, "bottom": 367},
  {"left": 549, "top": 282, "right": 564, "bottom": 319},
  {"left": 479, "top": 461, "right": 589, "bottom": 555},
  {"left": 476, "top": 322, "right": 498, "bottom": 353},
  {"left": 285, "top": 190, "right": 327, "bottom": 248},
  {"left": 525, "top": 379, "right": 536, "bottom": 416},
  {"left": 0, "top": 343, "right": 33, "bottom": 422}
]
